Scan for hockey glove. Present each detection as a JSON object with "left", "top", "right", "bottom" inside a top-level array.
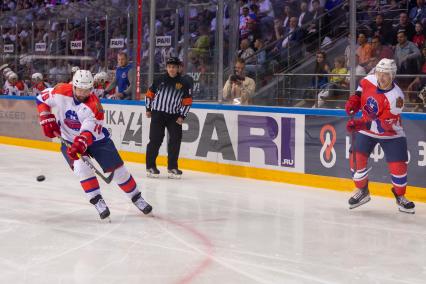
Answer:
[
  {"left": 67, "top": 133, "right": 92, "bottom": 160},
  {"left": 345, "top": 95, "right": 361, "bottom": 116},
  {"left": 40, "top": 114, "right": 60, "bottom": 138},
  {"left": 346, "top": 119, "right": 368, "bottom": 133}
]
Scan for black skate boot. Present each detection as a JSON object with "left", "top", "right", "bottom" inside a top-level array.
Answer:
[
  {"left": 131, "top": 192, "right": 153, "bottom": 215},
  {"left": 90, "top": 194, "right": 111, "bottom": 220},
  {"left": 392, "top": 188, "right": 415, "bottom": 214},
  {"left": 168, "top": 168, "right": 182, "bottom": 179},
  {"left": 146, "top": 167, "right": 160, "bottom": 178},
  {"left": 348, "top": 187, "right": 371, "bottom": 209}
]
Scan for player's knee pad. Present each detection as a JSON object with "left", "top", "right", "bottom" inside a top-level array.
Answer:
[
  {"left": 73, "top": 159, "right": 95, "bottom": 180},
  {"left": 112, "top": 165, "right": 131, "bottom": 184}
]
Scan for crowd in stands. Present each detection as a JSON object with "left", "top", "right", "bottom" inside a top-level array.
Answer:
[{"left": 1, "top": 0, "right": 426, "bottom": 111}]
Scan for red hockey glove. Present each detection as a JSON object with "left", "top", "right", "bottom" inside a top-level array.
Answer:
[
  {"left": 346, "top": 119, "right": 368, "bottom": 133},
  {"left": 67, "top": 133, "right": 93, "bottom": 160},
  {"left": 345, "top": 95, "right": 361, "bottom": 116},
  {"left": 39, "top": 114, "right": 60, "bottom": 138}
]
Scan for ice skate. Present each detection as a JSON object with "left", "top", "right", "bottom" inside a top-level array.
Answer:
[
  {"left": 146, "top": 167, "right": 160, "bottom": 178},
  {"left": 168, "top": 168, "right": 182, "bottom": 179},
  {"left": 90, "top": 194, "right": 111, "bottom": 221},
  {"left": 348, "top": 187, "right": 371, "bottom": 209},
  {"left": 131, "top": 192, "right": 153, "bottom": 215},
  {"left": 392, "top": 188, "right": 415, "bottom": 214}
]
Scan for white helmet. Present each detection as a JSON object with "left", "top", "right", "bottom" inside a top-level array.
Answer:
[
  {"left": 7, "top": 71, "right": 17, "bottom": 80},
  {"left": 94, "top": 71, "right": 108, "bottom": 83},
  {"left": 3, "top": 67, "right": 12, "bottom": 77},
  {"left": 375, "top": 58, "right": 397, "bottom": 80},
  {"left": 71, "top": 66, "right": 80, "bottom": 74},
  {"left": 72, "top": 70, "right": 94, "bottom": 89},
  {"left": 32, "top": 72, "right": 43, "bottom": 81}
]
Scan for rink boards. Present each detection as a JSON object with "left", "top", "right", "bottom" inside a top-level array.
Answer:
[{"left": 1, "top": 97, "right": 426, "bottom": 201}]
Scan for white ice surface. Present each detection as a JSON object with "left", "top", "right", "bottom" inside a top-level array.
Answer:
[{"left": 0, "top": 144, "right": 425, "bottom": 284}]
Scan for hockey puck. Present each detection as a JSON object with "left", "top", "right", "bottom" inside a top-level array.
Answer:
[{"left": 36, "top": 175, "right": 46, "bottom": 182}]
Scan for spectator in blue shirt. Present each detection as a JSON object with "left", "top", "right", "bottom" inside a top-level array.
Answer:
[{"left": 104, "top": 51, "right": 134, "bottom": 100}]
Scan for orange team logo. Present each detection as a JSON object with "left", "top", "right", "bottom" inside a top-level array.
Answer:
[
  {"left": 396, "top": 97, "right": 404, "bottom": 108},
  {"left": 96, "top": 102, "right": 104, "bottom": 113},
  {"left": 175, "top": 83, "right": 183, "bottom": 90}
]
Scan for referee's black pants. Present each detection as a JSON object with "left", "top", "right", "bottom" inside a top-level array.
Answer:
[{"left": 146, "top": 111, "right": 182, "bottom": 170}]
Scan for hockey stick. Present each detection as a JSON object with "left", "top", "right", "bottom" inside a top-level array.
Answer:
[{"left": 56, "top": 135, "right": 114, "bottom": 184}]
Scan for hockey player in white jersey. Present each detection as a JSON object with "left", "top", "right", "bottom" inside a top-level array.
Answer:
[
  {"left": 36, "top": 70, "right": 152, "bottom": 220},
  {"left": 2, "top": 71, "right": 28, "bottom": 96}
]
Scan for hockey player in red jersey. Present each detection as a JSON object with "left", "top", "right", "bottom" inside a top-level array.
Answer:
[
  {"left": 36, "top": 70, "right": 152, "bottom": 220},
  {"left": 31, "top": 73, "right": 50, "bottom": 96},
  {"left": 93, "top": 72, "right": 115, "bottom": 99},
  {"left": 345, "top": 58, "right": 415, "bottom": 214}
]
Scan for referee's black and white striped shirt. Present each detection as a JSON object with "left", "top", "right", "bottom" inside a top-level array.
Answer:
[{"left": 145, "top": 73, "right": 192, "bottom": 118}]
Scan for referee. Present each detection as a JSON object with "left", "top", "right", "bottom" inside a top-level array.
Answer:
[{"left": 145, "top": 57, "right": 192, "bottom": 178}]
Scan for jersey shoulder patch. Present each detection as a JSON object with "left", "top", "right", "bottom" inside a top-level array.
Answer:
[
  {"left": 83, "top": 94, "right": 104, "bottom": 120},
  {"left": 52, "top": 83, "right": 73, "bottom": 97}
]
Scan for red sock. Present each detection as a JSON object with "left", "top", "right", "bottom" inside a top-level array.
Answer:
[
  {"left": 350, "top": 152, "right": 369, "bottom": 189},
  {"left": 388, "top": 162, "right": 407, "bottom": 196}
]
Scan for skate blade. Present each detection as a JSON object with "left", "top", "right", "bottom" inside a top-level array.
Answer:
[
  {"left": 168, "top": 173, "right": 181, "bottom": 179},
  {"left": 101, "top": 216, "right": 112, "bottom": 223},
  {"left": 349, "top": 196, "right": 371, "bottom": 209},
  {"left": 398, "top": 206, "right": 415, "bottom": 214},
  {"left": 146, "top": 173, "right": 159, "bottom": 178}
]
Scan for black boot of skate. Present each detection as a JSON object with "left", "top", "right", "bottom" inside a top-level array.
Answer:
[
  {"left": 348, "top": 187, "right": 371, "bottom": 209},
  {"left": 90, "top": 194, "right": 111, "bottom": 220},
  {"left": 168, "top": 168, "right": 182, "bottom": 179},
  {"left": 392, "top": 188, "right": 415, "bottom": 214},
  {"left": 131, "top": 192, "right": 153, "bottom": 215},
  {"left": 146, "top": 167, "right": 160, "bottom": 178}
]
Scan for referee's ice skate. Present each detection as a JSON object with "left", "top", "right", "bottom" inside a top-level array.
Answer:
[
  {"left": 168, "top": 168, "right": 182, "bottom": 179},
  {"left": 146, "top": 167, "right": 160, "bottom": 178}
]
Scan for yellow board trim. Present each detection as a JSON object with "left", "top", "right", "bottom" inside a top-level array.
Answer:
[{"left": 1, "top": 135, "right": 425, "bottom": 202}]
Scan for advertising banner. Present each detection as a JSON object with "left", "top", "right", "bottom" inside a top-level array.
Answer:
[
  {"left": 102, "top": 104, "right": 305, "bottom": 173},
  {"left": 305, "top": 116, "right": 426, "bottom": 188},
  {"left": 0, "top": 99, "right": 48, "bottom": 141}
]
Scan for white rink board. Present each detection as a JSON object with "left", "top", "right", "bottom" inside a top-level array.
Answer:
[{"left": 102, "top": 104, "right": 305, "bottom": 173}]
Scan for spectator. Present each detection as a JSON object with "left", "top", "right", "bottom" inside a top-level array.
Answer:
[
  {"left": 407, "top": 45, "right": 426, "bottom": 109},
  {"left": 393, "top": 12, "right": 416, "bottom": 44},
  {"left": 409, "top": 0, "right": 426, "bottom": 24},
  {"left": 370, "top": 14, "right": 393, "bottom": 45},
  {"left": 190, "top": 25, "right": 210, "bottom": 59},
  {"left": 317, "top": 56, "right": 348, "bottom": 108},
  {"left": 313, "top": 51, "right": 330, "bottom": 91},
  {"left": 356, "top": 32, "right": 374, "bottom": 72},
  {"left": 395, "top": 30, "right": 421, "bottom": 74},
  {"left": 104, "top": 51, "right": 134, "bottom": 100},
  {"left": 273, "top": 16, "right": 304, "bottom": 68},
  {"left": 412, "top": 22, "right": 426, "bottom": 48},
  {"left": 245, "top": 38, "right": 267, "bottom": 76},
  {"left": 223, "top": 58, "right": 256, "bottom": 105},
  {"left": 239, "top": 5, "right": 252, "bottom": 40},
  {"left": 298, "top": 1, "right": 313, "bottom": 28},
  {"left": 281, "top": 4, "right": 294, "bottom": 30},
  {"left": 237, "top": 38, "right": 256, "bottom": 64},
  {"left": 367, "top": 36, "right": 394, "bottom": 70}
]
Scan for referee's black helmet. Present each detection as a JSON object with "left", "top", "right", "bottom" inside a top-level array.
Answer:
[{"left": 166, "top": 57, "right": 182, "bottom": 66}]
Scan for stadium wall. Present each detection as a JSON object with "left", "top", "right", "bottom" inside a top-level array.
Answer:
[{"left": 1, "top": 96, "right": 426, "bottom": 202}]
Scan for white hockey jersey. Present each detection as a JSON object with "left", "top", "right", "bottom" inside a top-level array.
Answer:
[
  {"left": 36, "top": 83, "right": 109, "bottom": 143},
  {"left": 2, "top": 80, "right": 29, "bottom": 96}
]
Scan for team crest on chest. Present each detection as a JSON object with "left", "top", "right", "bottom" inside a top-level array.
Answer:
[
  {"left": 64, "top": 110, "right": 81, "bottom": 131},
  {"left": 175, "top": 83, "right": 183, "bottom": 90},
  {"left": 364, "top": 97, "right": 379, "bottom": 117}
]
